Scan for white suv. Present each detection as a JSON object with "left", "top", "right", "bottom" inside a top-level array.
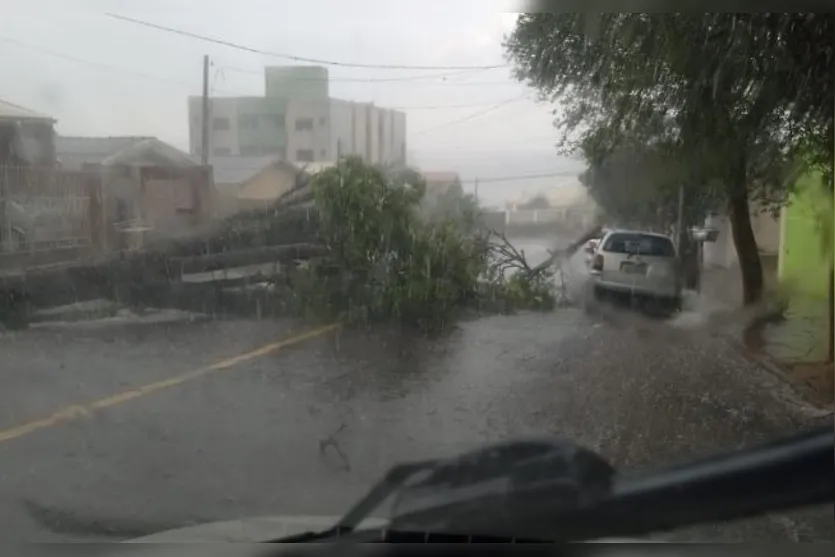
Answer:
[{"left": 588, "top": 230, "right": 682, "bottom": 314}]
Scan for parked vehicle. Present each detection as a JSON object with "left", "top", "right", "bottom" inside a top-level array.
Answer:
[{"left": 588, "top": 230, "right": 682, "bottom": 314}]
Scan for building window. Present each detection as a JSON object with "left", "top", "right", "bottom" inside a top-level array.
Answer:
[
  {"left": 241, "top": 145, "right": 261, "bottom": 156},
  {"left": 264, "top": 114, "right": 285, "bottom": 128},
  {"left": 212, "top": 147, "right": 231, "bottom": 156},
  {"left": 296, "top": 149, "right": 314, "bottom": 162},
  {"left": 239, "top": 114, "right": 258, "bottom": 130},
  {"left": 212, "top": 117, "right": 230, "bottom": 131},
  {"left": 318, "top": 116, "right": 327, "bottom": 126},
  {"left": 295, "top": 118, "right": 314, "bottom": 131}
]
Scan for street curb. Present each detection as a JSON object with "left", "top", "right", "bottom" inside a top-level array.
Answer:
[{"left": 721, "top": 334, "right": 834, "bottom": 417}]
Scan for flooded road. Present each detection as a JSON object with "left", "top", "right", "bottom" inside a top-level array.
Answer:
[{"left": 0, "top": 236, "right": 831, "bottom": 542}]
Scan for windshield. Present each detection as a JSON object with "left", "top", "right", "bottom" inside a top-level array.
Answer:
[
  {"left": 602, "top": 233, "right": 676, "bottom": 257},
  {"left": 0, "top": 6, "right": 832, "bottom": 543}
]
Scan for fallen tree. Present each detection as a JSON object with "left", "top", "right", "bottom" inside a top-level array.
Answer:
[{"left": 284, "top": 157, "right": 567, "bottom": 332}]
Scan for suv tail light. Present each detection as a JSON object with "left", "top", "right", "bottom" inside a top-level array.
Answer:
[{"left": 591, "top": 253, "right": 604, "bottom": 272}]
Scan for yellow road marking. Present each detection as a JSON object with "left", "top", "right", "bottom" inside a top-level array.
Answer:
[{"left": 0, "top": 323, "right": 340, "bottom": 444}]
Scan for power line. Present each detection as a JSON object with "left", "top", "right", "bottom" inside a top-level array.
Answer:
[
  {"left": 411, "top": 96, "right": 525, "bottom": 136},
  {"left": 104, "top": 13, "right": 509, "bottom": 71},
  {"left": 0, "top": 35, "right": 514, "bottom": 112},
  {"left": 222, "top": 64, "right": 517, "bottom": 86},
  {"left": 473, "top": 172, "right": 581, "bottom": 184},
  {"left": 2, "top": 34, "right": 533, "bottom": 139},
  {"left": 389, "top": 99, "right": 526, "bottom": 111},
  {"left": 221, "top": 65, "right": 481, "bottom": 83}
]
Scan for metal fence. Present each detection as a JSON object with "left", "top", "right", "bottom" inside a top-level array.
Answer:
[{"left": 0, "top": 165, "right": 99, "bottom": 266}]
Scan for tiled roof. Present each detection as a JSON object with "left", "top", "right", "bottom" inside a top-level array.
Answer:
[
  {"left": 56, "top": 136, "right": 153, "bottom": 170},
  {"left": 55, "top": 136, "right": 194, "bottom": 171},
  {"left": 421, "top": 171, "right": 460, "bottom": 185},
  {"left": 202, "top": 156, "right": 282, "bottom": 188}
]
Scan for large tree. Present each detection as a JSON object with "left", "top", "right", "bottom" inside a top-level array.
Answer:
[
  {"left": 505, "top": 13, "right": 834, "bottom": 305},
  {"left": 578, "top": 139, "right": 718, "bottom": 233}
]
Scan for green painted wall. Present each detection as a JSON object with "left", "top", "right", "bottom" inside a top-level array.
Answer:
[{"left": 778, "top": 170, "right": 832, "bottom": 299}]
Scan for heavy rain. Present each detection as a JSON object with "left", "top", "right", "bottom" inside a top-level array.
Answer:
[{"left": 0, "top": 5, "right": 832, "bottom": 543}]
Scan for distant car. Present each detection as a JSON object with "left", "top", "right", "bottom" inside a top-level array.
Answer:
[{"left": 588, "top": 230, "right": 682, "bottom": 314}]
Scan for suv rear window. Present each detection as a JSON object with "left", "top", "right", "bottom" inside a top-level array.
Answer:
[{"left": 602, "top": 233, "right": 676, "bottom": 257}]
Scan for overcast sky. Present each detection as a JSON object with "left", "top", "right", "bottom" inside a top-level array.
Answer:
[{"left": 0, "top": 0, "right": 584, "bottom": 206}]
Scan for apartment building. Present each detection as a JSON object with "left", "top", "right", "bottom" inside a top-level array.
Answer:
[{"left": 188, "top": 66, "right": 407, "bottom": 166}]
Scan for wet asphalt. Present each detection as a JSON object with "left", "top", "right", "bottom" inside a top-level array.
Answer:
[{"left": 0, "top": 238, "right": 832, "bottom": 542}]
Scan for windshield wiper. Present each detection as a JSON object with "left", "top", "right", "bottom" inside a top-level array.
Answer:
[
  {"left": 274, "top": 460, "right": 437, "bottom": 543},
  {"left": 270, "top": 425, "right": 833, "bottom": 543}
]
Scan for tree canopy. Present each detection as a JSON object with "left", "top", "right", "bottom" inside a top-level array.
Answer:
[{"left": 505, "top": 13, "right": 834, "bottom": 304}]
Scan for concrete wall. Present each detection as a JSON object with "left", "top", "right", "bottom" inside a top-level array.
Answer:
[
  {"left": 189, "top": 97, "right": 289, "bottom": 158},
  {"left": 285, "top": 100, "right": 331, "bottom": 163},
  {"left": 752, "top": 210, "right": 781, "bottom": 254},
  {"left": 329, "top": 99, "right": 355, "bottom": 158},
  {"left": 390, "top": 109, "right": 407, "bottom": 166},
  {"left": 703, "top": 207, "right": 781, "bottom": 269},
  {"left": 326, "top": 100, "right": 406, "bottom": 165},
  {"left": 368, "top": 106, "right": 381, "bottom": 163},
  {"left": 17, "top": 121, "right": 56, "bottom": 165},
  {"left": 354, "top": 103, "right": 371, "bottom": 162},
  {"left": 189, "top": 96, "right": 241, "bottom": 157},
  {"left": 506, "top": 208, "right": 568, "bottom": 225},
  {"left": 479, "top": 210, "right": 507, "bottom": 232},
  {"left": 235, "top": 97, "right": 287, "bottom": 157},
  {"left": 702, "top": 214, "right": 736, "bottom": 269},
  {"left": 188, "top": 77, "right": 407, "bottom": 165}
]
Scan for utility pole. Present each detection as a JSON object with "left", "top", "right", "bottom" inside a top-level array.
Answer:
[
  {"left": 200, "top": 55, "right": 210, "bottom": 166},
  {"left": 675, "top": 184, "right": 685, "bottom": 252},
  {"left": 474, "top": 177, "right": 479, "bottom": 204}
]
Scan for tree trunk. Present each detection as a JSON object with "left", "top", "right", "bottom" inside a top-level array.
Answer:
[{"left": 727, "top": 184, "right": 764, "bottom": 306}]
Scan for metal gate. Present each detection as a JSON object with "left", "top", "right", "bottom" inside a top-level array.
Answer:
[{"left": 0, "top": 165, "right": 100, "bottom": 270}]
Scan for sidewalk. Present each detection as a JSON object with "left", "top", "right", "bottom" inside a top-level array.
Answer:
[{"left": 699, "top": 259, "right": 833, "bottom": 408}]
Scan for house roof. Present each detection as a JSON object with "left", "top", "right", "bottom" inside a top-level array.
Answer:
[
  {"left": 421, "top": 171, "right": 460, "bottom": 185},
  {"left": 204, "top": 155, "right": 283, "bottom": 186},
  {"left": 296, "top": 161, "right": 335, "bottom": 175},
  {"left": 55, "top": 136, "right": 195, "bottom": 170},
  {"left": 420, "top": 171, "right": 461, "bottom": 197},
  {"left": 0, "top": 98, "right": 54, "bottom": 122}
]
